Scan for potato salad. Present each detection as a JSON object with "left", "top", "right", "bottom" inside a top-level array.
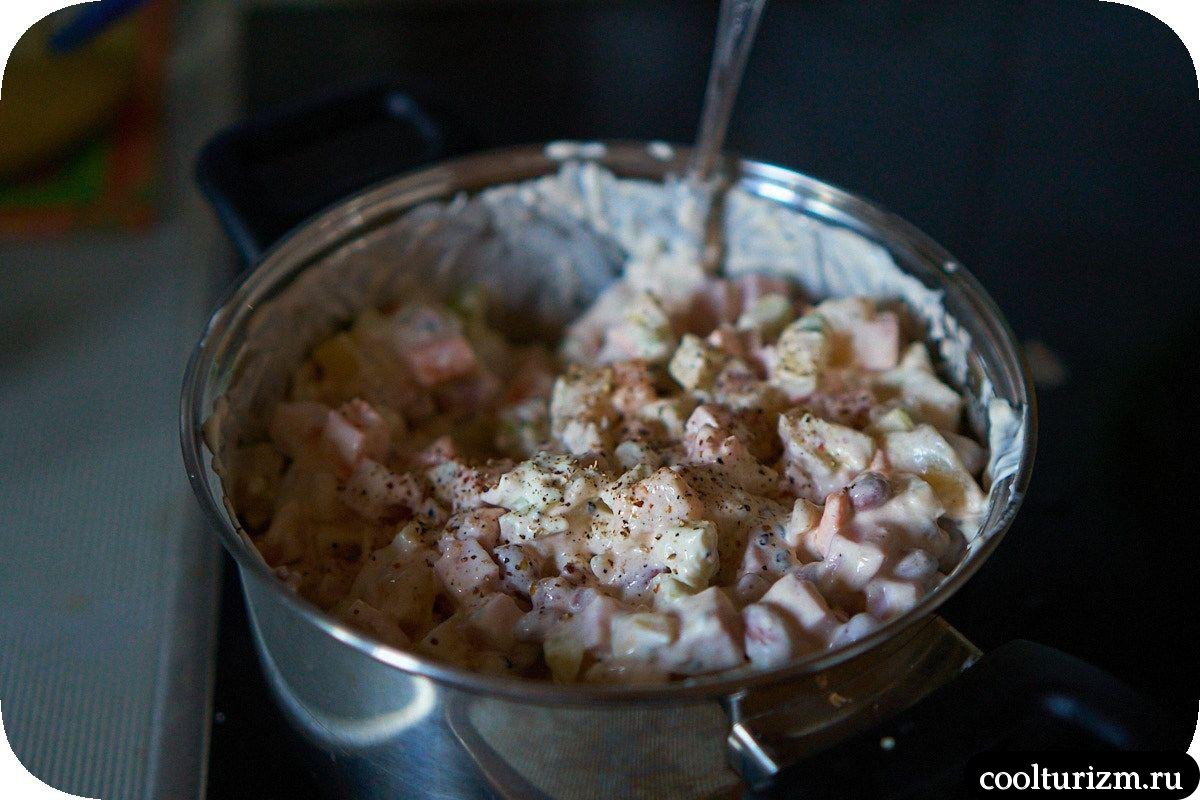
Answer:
[{"left": 228, "top": 273, "right": 988, "bottom": 683}]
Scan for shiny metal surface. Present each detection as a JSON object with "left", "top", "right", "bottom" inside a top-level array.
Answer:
[
  {"left": 182, "top": 142, "right": 1036, "bottom": 798},
  {"left": 726, "top": 616, "right": 981, "bottom": 788},
  {"left": 688, "top": 0, "right": 767, "bottom": 181}
]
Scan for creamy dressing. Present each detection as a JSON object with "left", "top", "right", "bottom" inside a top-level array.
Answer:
[
  {"left": 228, "top": 273, "right": 987, "bottom": 683},
  {"left": 212, "top": 159, "right": 1016, "bottom": 684}
]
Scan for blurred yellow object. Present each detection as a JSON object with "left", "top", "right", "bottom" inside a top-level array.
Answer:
[{"left": 0, "top": 13, "right": 138, "bottom": 180}]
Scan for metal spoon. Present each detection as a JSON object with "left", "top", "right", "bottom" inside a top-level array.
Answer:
[{"left": 688, "top": 0, "right": 768, "bottom": 183}]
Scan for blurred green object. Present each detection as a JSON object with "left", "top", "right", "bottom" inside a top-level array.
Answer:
[
  {"left": 0, "top": 11, "right": 138, "bottom": 181},
  {"left": 0, "top": 140, "right": 107, "bottom": 207}
]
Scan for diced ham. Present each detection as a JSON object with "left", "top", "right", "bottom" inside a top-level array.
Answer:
[
  {"left": 815, "top": 297, "right": 899, "bottom": 370},
  {"left": 321, "top": 410, "right": 367, "bottom": 471},
  {"left": 307, "top": 398, "right": 391, "bottom": 472},
  {"left": 416, "top": 435, "right": 458, "bottom": 467},
  {"left": 801, "top": 489, "right": 887, "bottom": 591},
  {"left": 401, "top": 334, "right": 478, "bottom": 387},
  {"left": 812, "top": 384, "right": 877, "bottom": 428},
  {"left": 686, "top": 279, "right": 743, "bottom": 331},
  {"left": 849, "top": 311, "right": 900, "bottom": 370},
  {"left": 893, "top": 549, "right": 938, "bottom": 582},
  {"left": 803, "top": 490, "right": 853, "bottom": 558},
  {"left": 434, "top": 367, "right": 500, "bottom": 410},
  {"left": 826, "top": 531, "right": 887, "bottom": 592}
]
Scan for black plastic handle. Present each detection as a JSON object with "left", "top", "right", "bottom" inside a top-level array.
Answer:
[
  {"left": 752, "top": 641, "right": 1180, "bottom": 799},
  {"left": 195, "top": 78, "right": 470, "bottom": 265}
]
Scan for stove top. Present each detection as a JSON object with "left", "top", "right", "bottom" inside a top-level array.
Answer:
[{"left": 205, "top": 3, "right": 1200, "bottom": 797}]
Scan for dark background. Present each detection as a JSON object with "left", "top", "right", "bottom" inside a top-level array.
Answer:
[{"left": 206, "top": 1, "right": 1200, "bottom": 797}]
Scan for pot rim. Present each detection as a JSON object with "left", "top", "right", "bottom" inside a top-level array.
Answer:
[{"left": 181, "top": 140, "right": 1037, "bottom": 705}]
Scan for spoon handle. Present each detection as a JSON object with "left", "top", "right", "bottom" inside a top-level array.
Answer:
[{"left": 688, "top": 0, "right": 768, "bottom": 182}]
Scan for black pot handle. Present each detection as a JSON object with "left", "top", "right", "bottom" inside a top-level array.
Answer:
[
  {"left": 195, "top": 78, "right": 468, "bottom": 265},
  {"left": 749, "top": 641, "right": 1180, "bottom": 799}
]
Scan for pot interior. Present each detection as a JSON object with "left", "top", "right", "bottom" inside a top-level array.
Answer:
[{"left": 182, "top": 141, "right": 1034, "bottom": 704}]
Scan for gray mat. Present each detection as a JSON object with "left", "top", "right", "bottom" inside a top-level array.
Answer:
[{"left": 0, "top": 2, "right": 237, "bottom": 797}]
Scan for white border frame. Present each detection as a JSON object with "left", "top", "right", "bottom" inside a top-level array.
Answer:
[{"left": 0, "top": 1, "right": 1196, "bottom": 798}]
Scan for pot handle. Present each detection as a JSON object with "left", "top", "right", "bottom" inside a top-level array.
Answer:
[
  {"left": 731, "top": 630, "right": 1172, "bottom": 798},
  {"left": 195, "top": 78, "right": 467, "bottom": 265}
]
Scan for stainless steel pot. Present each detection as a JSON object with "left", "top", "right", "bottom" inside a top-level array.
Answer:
[{"left": 183, "top": 139, "right": 1036, "bottom": 799}]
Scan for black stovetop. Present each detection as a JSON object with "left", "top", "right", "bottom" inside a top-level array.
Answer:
[{"left": 205, "top": 3, "right": 1200, "bottom": 798}]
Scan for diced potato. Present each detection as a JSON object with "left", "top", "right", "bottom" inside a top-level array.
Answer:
[
  {"left": 435, "top": 538, "right": 500, "bottom": 601},
  {"left": 600, "top": 291, "right": 677, "bottom": 364},
  {"left": 783, "top": 498, "right": 823, "bottom": 548},
  {"left": 600, "top": 466, "right": 705, "bottom": 534},
  {"left": 659, "top": 587, "right": 746, "bottom": 675},
  {"left": 614, "top": 440, "right": 661, "bottom": 470},
  {"left": 481, "top": 453, "right": 604, "bottom": 516},
  {"left": 340, "top": 600, "right": 411, "bottom": 649},
  {"left": 736, "top": 292, "right": 792, "bottom": 340},
  {"left": 815, "top": 296, "right": 900, "bottom": 370},
  {"left": 650, "top": 574, "right": 698, "bottom": 609},
  {"left": 668, "top": 334, "right": 727, "bottom": 393},
  {"left": 544, "top": 629, "right": 586, "bottom": 682},
  {"left": 231, "top": 443, "right": 284, "bottom": 530},
  {"left": 883, "top": 424, "right": 985, "bottom": 521},
  {"left": 498, "top": 510, "right": 570, "bottom": 542},
  {"left": 874, "top": 343, "right": 964, "bottom": 430},
  {"left": 347, "top": 539, "right": 441, "bottom": 634},
  {"left": 771, "top": 314, "right": 830, "bottom": 397},
  {"left": 778, "top": 410, "right": 876, "bottom": 502},
  {"left": 611, "top": 612, "right": 677, "bottom": 661},
  {"left": 312, "top": 333, "right": 361, "bottom": 390},
  {"left": 870, "top": 405, "right": 916, "bottom": 434},
  {"left": 649, "top": 521, "right": 719, "bottom": 589},
  {"left": 636, "top": 396, "right": 698, "bottom": 441},
  {"left": 426, "top": 459, "right": 507, "bottom": 513},
  {"left": 549, "top": 365, "right": 617, "bottom": 455},
  {"left": 494, "top": 543, "right": 542, "bottom": 596}
]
